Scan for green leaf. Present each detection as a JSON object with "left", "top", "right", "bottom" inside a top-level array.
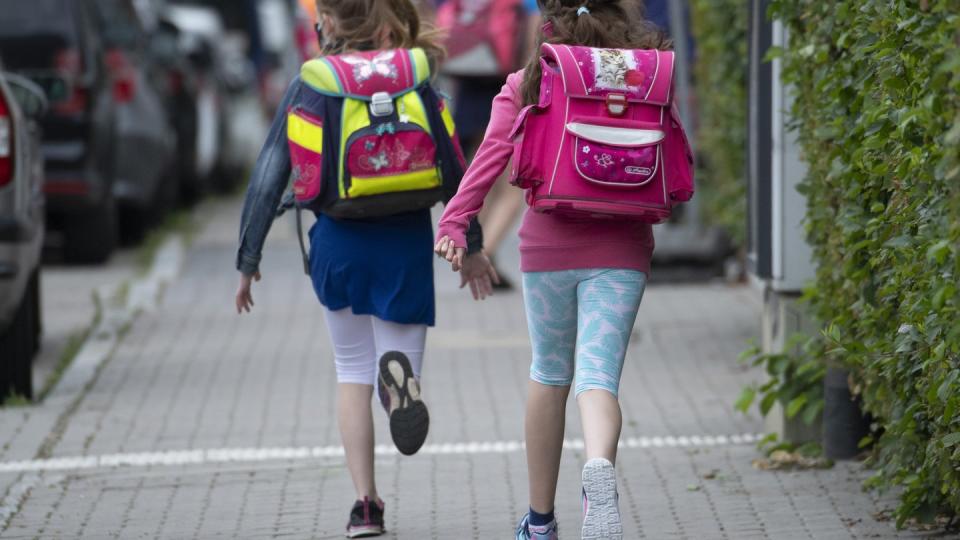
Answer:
[
  {"left": 942, "top": 433, "right": 960, "bottom": 447},
  {"left": 926, "top": 240, "right": 951, "bottom": 264},
  {"left": 763, "top": 45, "right": 785, "bottom": 62},
  {"left": 786, "top": 395, "right": 809, "bottom": 419},
  {"left": 802, "top": 400, "right": 825, "bottom": 426},
  {"left": 735, "top": 386, "right": 757, "bottom": 413},
  {"left": 760, "top": 392, "right": 778, "bottom": 417}
]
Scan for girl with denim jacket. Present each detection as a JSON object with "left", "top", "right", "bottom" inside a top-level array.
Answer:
[{"left": 235, "top": 1, "right": 497, "bottom": 536}]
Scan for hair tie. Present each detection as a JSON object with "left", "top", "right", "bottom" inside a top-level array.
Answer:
[
  {"left": 577, "top": 6, "right": 590, "bottom": 16},
  {"left": 541, "top": 20, "right": 555, "bottom": 38}
]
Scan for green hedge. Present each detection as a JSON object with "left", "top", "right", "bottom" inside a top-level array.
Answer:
[
  {"left": 689, "top": 0, "right": 748, "bottom": 245},
  {"left": 771, "top": 0, "right": 960, "bottom": 526}
]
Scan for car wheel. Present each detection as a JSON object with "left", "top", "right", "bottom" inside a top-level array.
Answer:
[
  {"left": 0, "top": 289, "right": 34, "bottom": 401},
  {"left": 64, "top": 197, "right": 118, "bottom": 264},
  {"left": 30, "top": 268, "right": 41, "bottom": 355},
  {"left": 119, "top": 204, "right": 150, "bottom": 246}
]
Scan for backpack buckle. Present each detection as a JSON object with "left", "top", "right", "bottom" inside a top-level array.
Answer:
[
  {"left": 370, "top": 92, "right": 394, "bottom": 117},
  {"left": 606, "top": 93, "right": 628, "bottom": 117}
]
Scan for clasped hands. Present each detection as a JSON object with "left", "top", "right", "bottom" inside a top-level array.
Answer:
[{"left": 434, "top": 236, "right": 500, "bottom": 300}]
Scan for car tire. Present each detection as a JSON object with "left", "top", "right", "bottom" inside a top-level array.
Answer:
[
  {"left": 29, "top": 268, "right": 41, "bottom": 355},
  {"left": 30, "top": 267, "right": 43, "bottom": 355},
  {"left": 64, "top": 197, "right": 118, "bottom": 264},
  {"left": 119, "top": 205, "right": 150, "bottom": 246},
  {"left": 0, "top": 288, "right": 34, "bottom": 401}
]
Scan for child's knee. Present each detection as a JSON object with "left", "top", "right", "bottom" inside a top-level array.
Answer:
[
  {"left": 530, "top": 362, "right": 574, "bottom": 387},
  {"left": 573, "top": 369, "right": 621, "bottom": 398}
]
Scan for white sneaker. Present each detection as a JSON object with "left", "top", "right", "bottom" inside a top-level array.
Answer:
[{"left": 581, "top": 458, "right": 623, "bottom": 540}]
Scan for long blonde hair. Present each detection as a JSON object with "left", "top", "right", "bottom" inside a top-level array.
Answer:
[{"left": 315, "top": 0, "right": 445, "bottom": 65}]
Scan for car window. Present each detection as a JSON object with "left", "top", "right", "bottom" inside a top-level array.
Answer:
[
  {"left": 91, "top": 0, "right": 143, "bottom": 49},
  {"left": 0, "top": 0, "right": 79, "bottom": 70}
]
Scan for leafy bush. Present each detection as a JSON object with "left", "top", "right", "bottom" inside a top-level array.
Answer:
[
  {"left": 689, "top": 0, "right": 748, "bottom": 245},
  {"left": 770, "top": 0, "right": 960, "bottom": 526},
  {"left": 735, "top": 333, "right": 826, "bottom": 428}
]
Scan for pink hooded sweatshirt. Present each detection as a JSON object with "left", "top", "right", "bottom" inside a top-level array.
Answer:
[{"left": 436, "top": 71, "right": 655, "bottom": 274}]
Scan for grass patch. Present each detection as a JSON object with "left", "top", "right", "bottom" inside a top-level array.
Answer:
[
  {"left": 2, "top": 394, "right": 32, "bottom": 407},
  {"left": 36, "top": 292, "right": 103, "bottom": 401},
  {"left": 135, "top": 209, "right": 198, "bottom": 274}
]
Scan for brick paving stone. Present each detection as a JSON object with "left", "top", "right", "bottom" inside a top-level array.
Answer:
[{"left": 0, "top": 197, "right": 946, "bottom": 539}]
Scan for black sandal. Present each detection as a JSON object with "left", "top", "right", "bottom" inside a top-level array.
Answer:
[{"left": 377, "top": 351, "right": 429, "bottom": 456}]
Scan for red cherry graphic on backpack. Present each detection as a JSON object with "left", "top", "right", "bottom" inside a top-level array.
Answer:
[{"left": 625, "top": 69, "right": 645, "bottom": 87}]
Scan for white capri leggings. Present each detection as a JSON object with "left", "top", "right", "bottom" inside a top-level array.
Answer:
[{"left": 323, "top": 308, "right": 427, "bottom": 386}]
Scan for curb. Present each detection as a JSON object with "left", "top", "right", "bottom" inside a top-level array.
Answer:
[
  {"left": 0, "top": 236, "right": 185, "bottom": 532},
  {"left": 46, "top": 237, "right": 185, "bottom": 401}
]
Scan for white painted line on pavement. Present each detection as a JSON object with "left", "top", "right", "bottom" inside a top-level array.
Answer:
[{"left": 0, "top": 433, "right": 763, "bottom": 474}]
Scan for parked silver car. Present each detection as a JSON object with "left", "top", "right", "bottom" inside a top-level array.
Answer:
[{"left": 0, "top": 70, "right": 46, "bottom": 400}]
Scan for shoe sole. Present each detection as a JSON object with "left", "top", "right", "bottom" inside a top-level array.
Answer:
[
  {"left": 581, "top": 459, "right": 622, "bottom": 540},
  {"left": 345, "top": 524, "right": 384, "bottom": 538},
  {"left": 378, "top": 351, "right": 429, "bottom": 456}
]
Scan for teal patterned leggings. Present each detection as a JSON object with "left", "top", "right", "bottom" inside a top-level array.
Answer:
[{"left": 522, "top": 269, "right": 647, "bottom": 397}]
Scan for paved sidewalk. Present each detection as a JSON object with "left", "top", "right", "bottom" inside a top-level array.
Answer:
[{"left": 0, "top": 197, "right": 939, "bottom": 539}]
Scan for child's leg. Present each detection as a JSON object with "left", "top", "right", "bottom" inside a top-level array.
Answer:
[
  {"left": 525, "top": 380, "right": 570, "bottom": 513},
  {"left": 573, "top": 270, "right": 647, "bottom": 463},
  {"left": 522, "top": 271, "right": 579, "bottom": 515},
  {"left": 323, "top": 308, "right": 379, "bottom": 501},
  {"left": 371, "top": 318, "right": 430, "bottom": 456},
  {"left": 370, "top": 318, "right": 427, "bottom": 381}
]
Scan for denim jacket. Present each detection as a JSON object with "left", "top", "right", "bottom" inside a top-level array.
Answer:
[{"left": 236, "top": 76, "right": 483, "bottom": 275}]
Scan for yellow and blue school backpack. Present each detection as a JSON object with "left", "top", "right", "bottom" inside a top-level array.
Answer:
[{"left": 287, "top": 48, "right": 466, "bottom": 219}]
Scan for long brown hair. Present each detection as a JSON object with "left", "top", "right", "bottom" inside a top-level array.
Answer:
[
  {"left": 520, "top": 0, "right": 671, "bottom": 105},
  {"left": 315, "top": 0, "right": 445, "bottom": 64}
]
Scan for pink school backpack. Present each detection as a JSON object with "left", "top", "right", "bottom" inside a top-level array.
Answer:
[
  {"left": 509, "top": 44, "right": 695, "bottom": 223},
  {"left": 435, "top": 0, "right": 526, "bottom": 77}
]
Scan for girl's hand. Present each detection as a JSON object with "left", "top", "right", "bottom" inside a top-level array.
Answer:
[
  {"left": 434, "top": 235, "right": 466, "bottom": 271},
  {"left": 235, "top": 272, "right": 261, "bottom": 314},
  {"left": 459, "top": 251, "right": 500, "bottom": 300}
]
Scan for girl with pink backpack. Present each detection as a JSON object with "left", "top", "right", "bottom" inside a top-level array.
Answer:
[{"left": 435, "top": 0, "right": 692, "bottom": 538}]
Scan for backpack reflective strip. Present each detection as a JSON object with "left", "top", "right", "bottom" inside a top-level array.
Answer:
[
  {"left": 338, "top": 99, "right": 372, "bottom": 197},
  {"left": 440, "top": 100, "right": 457, "bottom": 137},
  {"left": 287, "top": 112, "right": 324, "bottom": 154},
  {"left": 397, "top": 92, "right": 432, "bottom": 135},
  {"left": 348, "top": 168, "right": 441, "bottom": 198}
]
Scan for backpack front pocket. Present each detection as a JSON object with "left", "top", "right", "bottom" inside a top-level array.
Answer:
[
  {"left": 287, "top": 107, "right": 325, "bottom": 204},
  {"left": 567, "top": 121, "right": 664, "bottom": 188},
  {"left": 343, "top": 123, "right": 441, "bottom": 198}
]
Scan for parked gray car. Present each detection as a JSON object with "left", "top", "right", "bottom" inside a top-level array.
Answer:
[
  {"left": 92, "top": 0, "right": 177, "bottom": 242},
  {"left": 0, "top": 70, "right": 47, "bottom": 400},
  {"left": 0, "top": 0, "right": 119, "bottom": 264}
]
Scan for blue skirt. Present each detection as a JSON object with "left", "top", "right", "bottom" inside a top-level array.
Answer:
[{"left": 308, "top": 209, "right": 436, "bottom": 326}]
